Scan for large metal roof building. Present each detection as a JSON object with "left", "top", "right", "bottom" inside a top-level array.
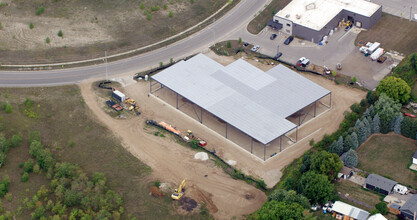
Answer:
[{"left": 150, "top": 54, "right": 331, "bottom": 160}]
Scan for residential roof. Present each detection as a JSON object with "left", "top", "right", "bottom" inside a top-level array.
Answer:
[
  {"left": 367, "top": 213, "right": 387, "bottom": 220},
  {"left": 332, "top": 201, "right": 370, "bottom": 220},
  {"left": 275, "top": 0, "right": 381, "bottom": 31},
  {"left": 339, "top": 166, "right": 353, "bottom": 175},
  {"left": 401, "top": 195, "right": 417, "bottom": 217},
  {"left": 152, "top": 54, "right": 330, "bottom": 145},
  {"left": 366, "top": 174, "right": 397, "bottom": 193},
  {"left": 390, "top": 203, "right": 401, "bottom": 210},
  {"left": 413, "top": 150, "right": 417, "bottom": 159}
]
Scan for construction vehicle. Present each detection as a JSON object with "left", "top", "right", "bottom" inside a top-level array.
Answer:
[
  {"left": 106, "top": 100, "right": 123, "bottom": 112},
  {"left": 171, "top": 179, "right": 187, "bottom": 200}
]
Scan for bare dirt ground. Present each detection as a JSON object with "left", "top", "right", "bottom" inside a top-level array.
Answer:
[
  {"left": 79, "top": 81, "right": 267, "bottom": 219},
  {"left": 0, "top": 0, "right": 227, "bottom": 64},
  {"left": 78, "top": 51, "right": 365, "bottom": 218}
]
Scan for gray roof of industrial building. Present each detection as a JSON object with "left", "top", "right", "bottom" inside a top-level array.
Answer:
[
  {"left": 366, "top": 174, "right": 397, "bottom": 193},
  {"left": 413, "top": 150, "right": 417, "bottom": 159},
  {"left": 401, "top": 195, "right": 417, "bottom": 216},
  {"left": 152, "top": 54, "right": 330, "bottom": 144}
]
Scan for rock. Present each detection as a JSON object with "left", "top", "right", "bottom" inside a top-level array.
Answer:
[{"left": 159, "top": 183, "right": 172, "bottom": 193}]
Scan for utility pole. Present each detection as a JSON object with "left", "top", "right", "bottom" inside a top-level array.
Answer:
[
  {"left": 105, "top": 51, "right": 108, "bottom": 81},
  {"left": 410, "top": 6, "right": 413, "bottom": 22}
]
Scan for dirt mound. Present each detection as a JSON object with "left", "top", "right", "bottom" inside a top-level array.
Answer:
[
  {"left": 188, "top": 185, "right": 219, "bottom": 214},
  {"left": 150, "top": 186, "right": 164, "bottom": 198},
  {"left": 179, "top": 197, "right": 198, "bottom": 212}
]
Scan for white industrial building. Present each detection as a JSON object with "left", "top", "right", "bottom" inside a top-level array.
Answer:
[{"left": 270, "top": 0, "right": 382, "bottom": 43}]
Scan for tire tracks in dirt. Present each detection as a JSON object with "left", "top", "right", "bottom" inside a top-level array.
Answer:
[{"left": 78, "top": 81, "right": 267, "bottom": 219}]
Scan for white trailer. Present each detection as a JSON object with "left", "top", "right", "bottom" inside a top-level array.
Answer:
[
  {"left": 370, "top": 48, "right": 384, "bottom": 61},
  {"left": 367, "top": 42, "right": 380, "bottom": 54}
]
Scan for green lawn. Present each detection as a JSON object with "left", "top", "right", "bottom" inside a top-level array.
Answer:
[
  {"left": 334, "top": 180, "right": 382, "bottom": 211},
  {"left": 357, "top": 134, "right": 417, "bottom": 188},
  {"left": 0, "top": 86, "right": 200, "bottom": 219}
]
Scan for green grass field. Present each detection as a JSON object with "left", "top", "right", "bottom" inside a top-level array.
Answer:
[
  {"left": 247, "top": 0, "right": 291, "bottom": 34},
  {"left": 0, "top": 86, "right": 201, "bottom": 219},
  {"left": 334, "top": 180, "right": 382, "bottom": 211},
  {"left": 356, "top": 13, "right": 417, "bottom": 56},
  {"left": 357, "top": 134, "right": 417, "bottom": 188}
]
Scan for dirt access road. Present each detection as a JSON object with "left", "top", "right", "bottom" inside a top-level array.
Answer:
[{"left": 79, "top": 82, "right": 267, "bottom": 219}]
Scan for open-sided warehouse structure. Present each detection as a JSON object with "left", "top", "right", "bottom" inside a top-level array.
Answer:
[
  {"left": 272, "top": 0, "right": 382, "bottom": 43},
  {"left": 150, "top": 54, "right": 331, "bottom": 160}
]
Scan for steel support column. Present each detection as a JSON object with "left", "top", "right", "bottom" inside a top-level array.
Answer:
[
  {"left": 264, "top": 144, "right": 266, "bottom": 161},
  {"left": 314, "top": 101, "right": 317, "bottom": 117},
  {"left": 330, "top": 93, "right": 332, "bottom": 108},
  {"left": 149, "top": 78, "right": 152, "bottom": 93},
  {"left": 176, "top": 93, "right": 179, "bottom": 109},
  {"left": 225, "top": 123, "right": 228, "bottom": 138},
  {"left": 280, "top": 136, "right": 282, "bottom": 152},
  {"left": 251, "top": 138, "right": 253, "bottom": 153},
  {"left": 296, "top": 126, "right": 298, "bottom": 142},
  {"left": 298, "top": 111, "right": 301, "bottom": 126},
  {"left": 200, "top": 108, "right": 203, "bottom": 124}
]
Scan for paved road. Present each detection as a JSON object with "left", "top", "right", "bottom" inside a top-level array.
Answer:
[
  {"left": 370, "top": 0, "right": 417, "bottom": 21},
  {"left": 0, "top": 0, "right": 270, "bottom": 87}
]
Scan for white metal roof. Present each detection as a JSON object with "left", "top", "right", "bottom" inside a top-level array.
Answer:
[
  {"left": 275, "top": 0, "right": 381, "bottom": 31},
  {"left": 332, "top": 201, "right": 370, "bottom": 220},
  {"left": 152, "top": 54, "right": 330, "bottom": 144}
]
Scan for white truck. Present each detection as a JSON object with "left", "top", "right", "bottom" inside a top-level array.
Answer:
[
  {"left": 370, "top": 48, "right": 384, "bottom": 61},
  {"left": 367, "top": 42, "right": 380, "bottom": 54}
]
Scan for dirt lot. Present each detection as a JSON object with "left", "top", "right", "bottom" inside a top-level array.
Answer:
[
  {"left": 356, "top": 13, "right": 417, "bottom": 56},
  {"left": 0, "top": 0, "right": 228, "bottom": 64},
  {"left": 357, "top": 133, "right": 417, "bottom": 188},
  {"left": 79, "top": 81, "right": 268, "bottom": 219}
]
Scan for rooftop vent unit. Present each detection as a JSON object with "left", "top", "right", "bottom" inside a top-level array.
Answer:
[
  {"left": 296, "top": 14, "right": 301, "bottom": 19},
  {"left": 305, "top": 3, "right": 316, "bottom": 10},
  {"left": 285, "top": 14, "right": 290, "bottom": 18}
]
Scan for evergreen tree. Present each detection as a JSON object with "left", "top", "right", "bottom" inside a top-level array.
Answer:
[
  {"left": 393, "top": 113, "right": 403, "bottom": 134},
  {"left": 368, "top": 105, "right": 374, "bottom": 117},
  {"left": 329, "top": 141, "right": 338, "bottom": 155},
  {"left": 401, "top": 117, "right": 417, "bottom": 138},
  {"left": 358, "top": 122, "right": 367, "bottom": 144},
  {"left": 372, "top": 113, "right": 380, "bottom": 133},
  {"left": 344, "top": 135, "right": 354, "bottom": 153},
  {"left": 343, "top": 149, "right": 358, "bottom": 167},
  {"left": 373, "top": 93, "right": 401, "bottom": 133},
  {"left": 336, "top": 136, "right": 343, "bottom": 156},
  {"left": 351, "top": 132, "right": 359, "bottom": 149},
  {"left": 362, "top": 118, "right": 371, "bottom": 138}
]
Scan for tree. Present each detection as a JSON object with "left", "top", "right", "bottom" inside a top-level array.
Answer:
[
  {"left": 343, "top": 149, "right": 358, "bottom": 167},
  {"left": 372, "top": 113, "right": 380, "bottom": 133},
  {"left": 0, "top": 136, "right": 10, "bottom": 153},
  {"left": 362, "top": 118, "right": 371, "bottom": 138},
  {"left": 376, "top": 76, "right": 411, "bottom": 104},
  {"left": 329, "top": 141, "right": 338, "bottom": 156},
  {"left": 393, "top": 113, "right": 403, "bottom": 134},
  {"left": 375, "top": 202, "right": 388, "bottom": 215},
  {"left": 336, "top": 136, "right": 343, "bottom": 155},
  {"left": 297, "top": 171, "right": 335, "bottom": 204},
  {"left": 373, "top": 93, "right": 401, "bottom": 133},
  {"left": 268, "top": 189, "right": 310, "bottom": 209},
  {"left": 401, "top": 117, "right": 417, "bottom": 139},
  {"left": 343, "top": 135, "right": 354, "bottom": 152},
  {"left": 367, "top": 91, "right": 377, "bottom": 105},
  {"left": 351, "top": 132, "right": 359, "bottom": 149},
  {"left": 310, "top": 151, "right": 343, "bottom": 180},
  {"left": 358, "top": 121, "right": 367, "bottom": 144},
  {"left": 256, "top": 200, "right": 304, "bottom": 220}
]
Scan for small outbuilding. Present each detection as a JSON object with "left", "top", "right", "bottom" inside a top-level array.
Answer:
[
  {"left": 332, "top": 201, "right": 369, "bottom": 220},
  {"left": 413, "top": 150, "right": 417, "bottom": 165},
  {"left": 338, "top": 166, "right": 353, "bottom": 179},
  {"left": 401, "top": 195, "right": 417, "bottom": 220},
  {"left": 394, "top": 184, "right": 408, "bottom": 195},
  {"left": 365, "top": 174, "right": 397, "bottom": 195}
]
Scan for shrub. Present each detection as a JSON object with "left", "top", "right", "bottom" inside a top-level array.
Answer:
[
  {"left": 5, "top": 104, "right": 12, "bottom": 114},
  {"left": 140, "top": 2, "right": 144, "bottom": 10},
  {"left": 29, "top": 131, "right": 41, "bottom": 144},
  {"left": 24, "top": 159, "right": 34, "bottom": 173},
  {"left": 147, "top": 13, "right": 151, "bottom": 20},
  {"left": 21, "top": 172, "right": 29, "bottom": 182},
  {"left": 190, "top": 0, "right": 195, "bottom": 3},
  {"left": 11, "top": 134, "right": 22, "bottom": 147},
  {"left": 45, "top": 37, "right": 50, "bottom": 44},
  {"left": 0, "top": 152, "right": 5, "bottom": 168},
  {"left": 57, "top": 30, "right": 63, "bottom": 37},
  {"left": 0, "top": 136, "right": 10, "bottom": 153},
  {"left": 226, "top": 41, "right": 231, "bottom": 48},
  {"left": 31, "top": 205, "right": 46, "bottom": 219},
  {"left": 168, "top": 11, "right": 173, "bottom": 18},
  {"left": 375, "top": 202, "right": 388, "bottom": 215},
  {"left": 352, "top": 76, "right": 357, "bottom": 83},
  {"left": 154, "top": 180, "right": 160, "bottom": 188},
  {"left": 0, "top": 22, "right": 3, "bottom": 30},
  {"left": 309, "top": 138, "right": 314, "bottom": 146},
  {"left": 36, "top": 6, "right": 45, "bottom": 15},
  {"left": 68, "top": 140, "right": 74, "bottom": 147},
  {"left": 29, "top": 22, "right": 34, "bottom": 29},
  {"left": 238, "top": 37, "right": 242, "bottom": 44},
  {"left": 5, "top": 193, "right": 12, "bottom": 202},
  {"left": 159, "top": 62, "right": 163, "bottom": 68},
  {"left": 163, "top": 4, "right": 167, "bottom": 10}
]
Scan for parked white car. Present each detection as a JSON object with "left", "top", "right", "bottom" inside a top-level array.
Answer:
[{"left": 251, "top": 45, "right": 260, "bottom": 52}]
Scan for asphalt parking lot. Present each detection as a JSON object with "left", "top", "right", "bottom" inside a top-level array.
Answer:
[
  {"left": 370, "top": 0, "right": 417, "bottom": 21},
  {"left": 233, "top": 26, "right": 396, "bottom": 90}
]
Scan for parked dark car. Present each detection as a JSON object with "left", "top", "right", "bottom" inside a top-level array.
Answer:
[
  {"left": 270, "top": 34, "right": 277, "bottom": 40},
  {"left": 243, "top": 42, "right": 249, "bottom": 47},
  {"left": 284, "top": 36, "right": 294, "bottom": 45},
  {"left": 274, "top": 52, "right": 283, "bottom": 60}
]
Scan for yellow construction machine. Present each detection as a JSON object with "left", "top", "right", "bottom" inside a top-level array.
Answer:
[{"left": 171, "top": 179, "right": 187, "bottom": 200}]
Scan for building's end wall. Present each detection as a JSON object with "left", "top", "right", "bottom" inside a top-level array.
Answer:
[
  {"left": 274, "top": 15, "right": 293, "bottom": 35},
  {"left": 342, "top": 5, "right": 382, "bottom": 29}
]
